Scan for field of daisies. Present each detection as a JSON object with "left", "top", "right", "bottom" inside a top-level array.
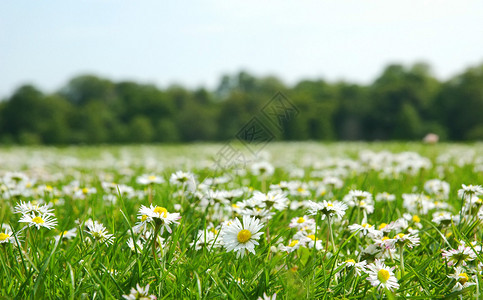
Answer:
[{"left": 1, "top": 142, "right": 483, "bottom": 299}]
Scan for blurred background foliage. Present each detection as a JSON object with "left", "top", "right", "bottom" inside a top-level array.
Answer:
[{"left": 1, "top": 61, "right": 483, "bottom": 144}]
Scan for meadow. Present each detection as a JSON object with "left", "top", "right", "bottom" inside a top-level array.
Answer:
[{"left": 1, "top": 142, "right": 483, "bottom": 299}]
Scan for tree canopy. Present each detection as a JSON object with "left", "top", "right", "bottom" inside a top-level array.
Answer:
[{"left": 1, "top": 62, "right": 482, "bottom": 144}]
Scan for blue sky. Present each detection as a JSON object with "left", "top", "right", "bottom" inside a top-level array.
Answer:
[{"left": 1, "top": 1, "right": 482, "bottom": 98}]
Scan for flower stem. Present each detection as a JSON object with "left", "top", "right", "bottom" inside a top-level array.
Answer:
[
  {"left": 399, "top": 245, "right": 405, "bottom": 278},
  {"left": 327, "top": 216, "right": 336, "bottom": 253}
]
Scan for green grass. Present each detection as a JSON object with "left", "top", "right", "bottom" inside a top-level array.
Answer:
[{"left": 1, "top": 142, "right": 483, "bottom": 299}]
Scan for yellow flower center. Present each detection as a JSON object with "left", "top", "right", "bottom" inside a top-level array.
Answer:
[
  {"left": 397, "top": 233, "right": 405, "bottom": 239},
  {"left": 360, "top": 201, "right": 366, "bottom": 206},
  {"left": 82, "top": 187, "right": 89, "bottom": 194},
  {"left": 297, "top": 217, "right": 305, "bottom": 224},
  {"left": 232, "top": 204, "right": 239, "bottom": 209},
  {"left": 237, "top": 229, "right": 252, "bottom": 243},
  {"left": 382, "top": 236, "right": 389, "bottom": 241},
  {"left": 412, "top": 215, "right": 421, "bottom": 223},
  {"left": 345, "top": 259, "right": 355, "bottom": 264},
  {"left": 306, "top": 235, "right": 316, "bottom": 241},
  {"left": 289, "top": 240, "right": 299, "bottom": 247},
  {"left": 362, "top": 223, "right": 371, "bottom": 228},
  {"left": 59, "top": 231, "right": 68, "bottom": 236},
  {"left": 327, "top": 203, "right": 333, "bottom": 207},
  {"left": 297, "top": 188, "right": 305, "bottom": 192},
  {"left": 148, "top": 176, "right": 157, "bottom": 181},
  {"left": 153, "top": 207, "right": 168, "bottom": 217},
  {"left": 377, "top": 269, "right": 390, "bottom": 283},
  {"left": 141, "top": 215, "right": 148, "bottom": 222},
  {"left": 46, "top": 185, "right": 53, "bottom": 191},
  {"left": 0, "top": 233, "right": 10, "bottom": 241},
  {"left": 32, "top": 216, "right": 45, "bottom": 224},
  {"left": 378, "top": 223, "right": 387, "bottom": 230},
  {"left": 458, "top": 273, "right": 469, "bottom": 285}
]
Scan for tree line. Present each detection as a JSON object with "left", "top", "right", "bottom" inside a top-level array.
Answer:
[{"left": 1, "top": 62, "right": 483, "bottom": 144}]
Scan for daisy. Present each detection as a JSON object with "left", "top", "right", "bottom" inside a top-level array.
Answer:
[
  {"left": 306, "top": 200, "right": 347, "bottom": 220},
  {"left": 138, "top": 205, "right": 181, "bottom": 234},
  {"left": 19, "top": 212, "right": 57, "bottom": 230},
  {"left": 122, "top": 283, "right": 156, "bottom": 300},
  {"left": 127, "top": 237, "right": 144, "bottom": 252},
  {"left": 432, "top": 211, "right": 458, "bottom": 226},
  {"left": 375, "top": 192, "right": 396, "bottom": 202},
  {"left": 54, "top": 228, "right": 77, "bottom": 242},
  {"left": 393, "top": 233, "right": 420, "bottom": 249},
  {"left": 250, "top": 161, "right": 274, "bottom": 177},
  {"left": 251, "top": 191, "right": 288, "bottom": 211},
  {"left": 341, "top": 259, "right": 367, "bottom": 276},
  {"left": 348, "top": 223, "right": 382, "bottom": 238},
  {"left": 257, "top": 293, "right": 277, "bottom": 300},
  {"left": 442, "top": 242, "right": 477, "bottom": 266},
  {"left": 322, "top": 176, "right": 343, "bottom": 189},
  {"left": 0, "top": 227, "right": 16, "bottom": 244},
  {"left": 136, "top": 174, "right": 164, "bottom": 185},
  {"left": 14, "top": 201, "right": 54, "bottom": 216},
  {"left": 85, "top": 221, "right": 115, "bottom": 245},
  {"left": 365, "top": 259, "right": 399, "bottom": 291},
  {"left": 222, "top": 215, "right": 264, "bottom": 258},
  {"left": 458, "top": 184, "right": 483, "bottom": 199},
  {"left": 280, "top": 239, "right": 301, "bottom": 253},
  {"left": 301, "top": 234, "right": 323, "bottom": 250},
  {"left": 288, "top": 215, "right": 315, "bottom": 230},
  {"left": 190, "top": 227, "right": 223, "bottom": 251},
  {"left": 447, "top": 267, "right": 477, "bottom": 291},
  {"left": 424, "top": 179, "right": 450, "bottom": 199},
  {"left": 169, "top": 171, "right": 197, "bottom": 191}
]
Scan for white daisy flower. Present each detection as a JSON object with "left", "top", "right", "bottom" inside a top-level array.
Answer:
[
  {"left": 250, "top": 161, "right": 274, "bottom": 177},
  {"left": 280, "top": 239, "right": 302, "bottom": 253},
  {"left": 348, "top": 223, "right": 382, "bottom": 238},
  {"left": 392, "top": 232, "right": 420, "bottom": 249},
  {"left": 458, "top": 184, "right": 483, "bottom": 200},
  {"left": 85, "top": 221, "right": 115, "bottom": 245},
  {"left": 0, "top": 227, "right": 16, "bottom": 244},
  {"left": 251, "top": 191, "right": 289, "bottom": 211},
  {"left": 138, "top": 205, "right": 181, "bottom": 234},
  {"left": 136, "top": 174, "right": 164, "bottom": 185},
  {"left": 375, "top": 192, "right": 396, "bottom": 202},
  {"left": 442, "top": 242, "right": 477, "bottom": 266},
  {"left": 424, "top": 179, "right": 450, "bottom": 199},
  {"left": 288, "top": 215, "right": 315, "bottom": 230},
  {"left": 126, "top": 237, "right": 144, "bottom": 252},
  {"left": 54, "top": 228, "right": 77, "bottom": 242},
  {"left": 432, "top": 211, "right": 457, "bottom": 226},
  {"left": 306, "top": 200, "right": 347, "bottom": 220},
  {"left": 19, "top": 212, "right": 57, "bottom": 230},
  {"left": 14, "top": 201, "right": 54, "bottom": 216},
  {"left": 222, "top": 215, "right": 264, "bottom": 258},
  {"left": 301, "top": 234, "right": 323, "bottom": 250},
  {"left": 190, "top": 227, "right": 223, "bottom": 251},
  {"left": 340, "top": 259, "right": 367, "bottom": 276},
  {"left": 257, "top": 292, "right": 277, "bottom": 300},
  {"left": 365, "top": 259, "right": 399, "bottom": 291},
  {"left": 447, "top": 267, "right": 476, "bottom": 291},
  {"left": 170, "top": 171, "right": 197, "bottom": 192},
  {"left": 122, "top": 283, "right": 156, "bottom": 300}
]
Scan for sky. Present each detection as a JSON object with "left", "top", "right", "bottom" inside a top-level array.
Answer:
[{"left": 1, "top": 0, "right": 483, "bottom": 98}]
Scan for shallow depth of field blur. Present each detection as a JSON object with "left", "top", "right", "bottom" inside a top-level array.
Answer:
[
  {"left": 1, "top": 142, "right": 483, "bottom": 299},
  {"left": 2, "top": 1, "right": 483, "bottom": 299}
]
